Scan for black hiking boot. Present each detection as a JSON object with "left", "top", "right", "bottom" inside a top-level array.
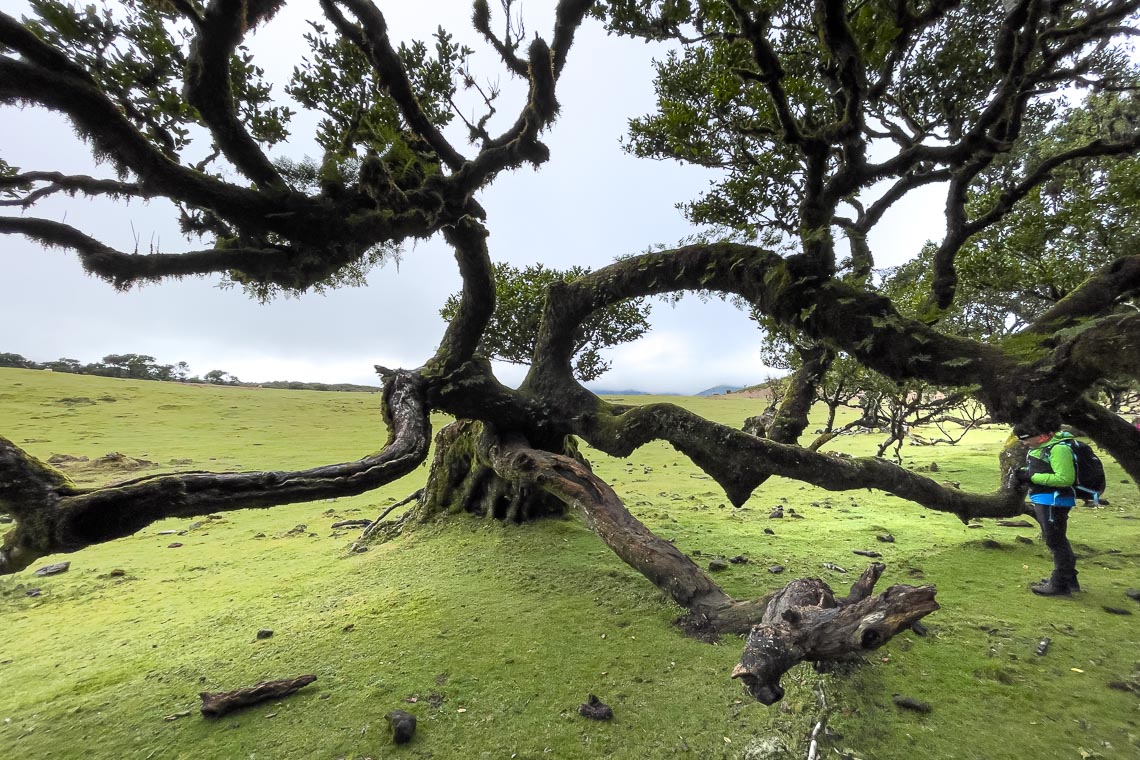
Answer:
[
  {"left": 1035, "top": 577, "right": 1081, "bottom": 593},
  {"left": 1030, "top": 579, "right": 1072, "bottom": 597}
]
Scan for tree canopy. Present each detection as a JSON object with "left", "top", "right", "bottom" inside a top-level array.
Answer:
[{"left": 2, "top": 0, "right": 1139, "bottom": 704}]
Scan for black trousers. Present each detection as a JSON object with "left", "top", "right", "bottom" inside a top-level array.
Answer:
[{"left": 1032, "top": 503, "right": 1077, "bottom": 587}]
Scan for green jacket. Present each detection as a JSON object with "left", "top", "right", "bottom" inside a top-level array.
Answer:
[{"left": 1027, "top": 431, "right": 1077, "bottom": 489}]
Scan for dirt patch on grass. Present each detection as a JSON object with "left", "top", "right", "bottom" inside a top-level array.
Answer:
[{"left": 48, "top": 452, "right": 156, "bottom": 472}]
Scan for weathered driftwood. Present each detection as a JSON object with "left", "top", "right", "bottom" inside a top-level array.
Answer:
[
  {"left": 731, "top": 564, "right": 938, "bottom": 705},
  {"left": 199, "top": 675, "right": 317, "bottom": 718}
]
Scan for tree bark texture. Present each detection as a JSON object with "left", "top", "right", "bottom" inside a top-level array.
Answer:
[
  {"left": 199, "top": 675, "right": 317, "bottom": 718},
  {"left": 731, "top": 564, "right": 939, "bottom": 704}
]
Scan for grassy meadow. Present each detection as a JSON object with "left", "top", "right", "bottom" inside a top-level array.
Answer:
[{"left": 1, "top": 367, "right": 1138, "bottom": 760}]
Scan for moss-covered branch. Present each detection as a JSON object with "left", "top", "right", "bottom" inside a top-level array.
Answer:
[{"left": 185, "top": 0, "right": 286, "bottom": 187}]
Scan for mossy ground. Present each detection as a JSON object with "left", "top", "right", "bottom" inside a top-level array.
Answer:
[{"left": 1, "top": 369, "right": 1138, "bottom": 759}]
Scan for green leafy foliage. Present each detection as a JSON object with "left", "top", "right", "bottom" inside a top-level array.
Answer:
[
  {"left": 24, "top": 0, "right": 291, "bottom": 158},
  {"left": 440, "top": 263, "right": 651, "bottom": 381},
  {"left": 881, "top": 92, "right": 1140, "bottom": 341},
  {"left": 287, "top": 21, "right": 469, "bottom": 158}
]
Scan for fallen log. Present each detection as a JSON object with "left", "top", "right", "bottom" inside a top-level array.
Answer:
[
  {"left": 199, "top": 675, "right": 317, "bottom": 718},
  {"left": 731, "top": 564, "right": 938, "bottom": 705}
]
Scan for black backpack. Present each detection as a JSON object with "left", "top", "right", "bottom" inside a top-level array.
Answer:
[{"left": 1047, "top": 439, "right": 1107, "bottom": 501}]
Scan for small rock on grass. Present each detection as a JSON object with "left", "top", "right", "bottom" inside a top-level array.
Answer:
[
  {"left": 708, "top": 559, "right": 729, "bottom": 572},
  {"left": 256, "top": 629, "right": 274, "bottom": 639},
  {"left": 578, "top": 694, "right": 613, "bottom": 721},
  {"left": 876, "top": 534, "right": 895, "bottom": 543},
  {"left": 386, "top": 709, "right": 416, "bottom": 744},
  {"left": 1103, "top": 606, "right": 1132, "bottom": 616},
  {"left": 729, "top": 555, "right": 749, "bottom": 564},
  {"left": 33, "top": 562, "right": 70, "bottom": 577},
  {"left": 853, "top": 550, "right": 882, "bottom": 558},
  {"left": 768, "top": 565, "right": 785, "bottom": 574},
  {"left": 1125, "top": 589, "right": 1140, "bottom": 603}
]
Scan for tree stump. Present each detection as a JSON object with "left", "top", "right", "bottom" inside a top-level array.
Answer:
[{"left": 731, "top": 564, "right": 938, "bottom": 705}]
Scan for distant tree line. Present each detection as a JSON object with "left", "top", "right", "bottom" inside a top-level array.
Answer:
[{"left": 0, "top": 352, "right": 376, "bottom": 392}]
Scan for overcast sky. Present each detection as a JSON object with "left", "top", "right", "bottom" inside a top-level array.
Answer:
[{"left": 0, "top": 1, "right": 944, "bottom": 394}]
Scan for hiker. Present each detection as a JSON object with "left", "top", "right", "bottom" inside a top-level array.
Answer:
[{"left": 1012, "top": 424, "right": 1080, "bottom": 596}]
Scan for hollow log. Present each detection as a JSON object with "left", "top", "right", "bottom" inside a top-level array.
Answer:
[{"left": 731, "top": 564, "right": 938, "bottom": 705}]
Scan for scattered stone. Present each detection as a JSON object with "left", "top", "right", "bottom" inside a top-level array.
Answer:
[
  {"left": 33, "top": 561, "right": 70, "bottom": 577},
  {"left": 25, "top": 588, "right": 42, "bottom": 597},
  {"left": 708, "top": 559, "right": 729, "bottom": 572},
  {"left": 187, "top": 521, "right": 204, "bottom": 530},
  {"left": 353, "top": 545, "right": 369, "bottom": 553},
  {"left": 910, "top": 621, "right": 928, "bottom": 637},
  {"left": 285, "top": 524, "right": 307, "bottom": 535},
  {"left": 768, "top": 565, "right": 785, "bottom": 574},
  {"left": 169, "top": 458, "right": 194, "bottom": 465},
  {"left": 167, "top": 543, "right": 183, "bottom": 548},
  {"left": 979, "top": 539, "right": 1003, "bottom": 549},
  {"left": 1107, "top": 681, "right": 1140, "bottom": 695},
  {"left": 386, "top": 709, "right": 417, "bottom": 744},
  {"left": 1103, "top": 606, "right": 1132, "bottom": 616},
  {"left": 1015, "top": 535, "right": 1034, "bottom": 545},
  {"left": 928, "top": 462, "right": 939, "bottom": 472},
  {"left": 876, "top": 534, "right": 895, "bottom": 543},
  {"left": 164, "top": 710, "right": 191, "bottom": 721},
  {"left": 996, "top": 519, "right": 1034, "bottom": 528},
  {"left": 822, "top": 562, "right": 847, "bottom": 573},
  {"left": 253, "top": 533, "right": 266, "bottom": 538},
  {"left": 729, "top": 555, "right": 749, "bottom": 565},
  {"left": 788, "top": 509, "right": 804, "bottom": 519},
  {"left": 763, "top": 528, "right": 775, "bottom": 535},
  {"left": 691, "top": 549, "right": 702, "bottom": 556},
  {"left": 892, "top": 694, "right": 932, "bottom": 713},
  {"left": 853, "top": 550, "right": 882, "bottom": 558},
  {"left": 578, "top": 694, "right": 613, "bottom": 721},
  {"left": 109, "top": 568, "right": 126, "bottom": 577},
  {"left": 1124, "top": 589, "right": 1140, "bottom": 603},
  {"left": 768, "top": 506, "right": 784, "bottom": 519},
  {"left": 1035, "top": 637, "right": 1051, "bottom": 656},
  {"left": 907, "top": 568, "right": 925, "bottom": 578},
  {"left": 256, "top": 629, "right": 274, "bottom": 639},
  {"left": 157, "top": 530, "right": 178, "bottom": 535}
]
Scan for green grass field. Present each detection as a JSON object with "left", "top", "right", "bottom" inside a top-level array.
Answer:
[{"left": 1, "top": 368, "right": 1138, "bottom": 759}]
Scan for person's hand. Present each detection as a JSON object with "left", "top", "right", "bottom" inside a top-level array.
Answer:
[{"left": 1014, "top": 469, "right": 1032, "bottom": 486}]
